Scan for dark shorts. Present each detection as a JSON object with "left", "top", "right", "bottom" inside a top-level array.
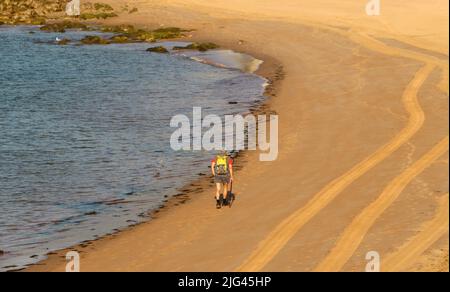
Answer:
[{"left": 214, "top": 174, "right": 230, "bottom": 184}]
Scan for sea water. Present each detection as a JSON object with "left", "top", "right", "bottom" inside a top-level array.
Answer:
[{"left": 0, "top": 25, "right": 266, "bottom": 271}]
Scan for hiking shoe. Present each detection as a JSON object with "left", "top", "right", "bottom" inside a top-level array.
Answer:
[{"left": 216, "top": 199, "right": 222, "bottom": 209}]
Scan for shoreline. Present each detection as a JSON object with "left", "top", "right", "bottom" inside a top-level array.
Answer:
[
  {"left": 21, "top": 73, "right": 280, "bottom": 273},
  {"left": 0, "top": 23, "right": 281, "bottom": 272},
  {"left": 9, "top": 0, "right": 449, "bottom": 272},
  {"left": 20, "top": 25, "right": 284, "bottom": 272}
]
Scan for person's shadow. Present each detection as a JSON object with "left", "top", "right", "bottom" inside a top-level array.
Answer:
[
  {"left": 227, "top": 191, "right": 236, "bottom": 207},
  {"left": 225, "top": 181, "right": 236, "bottom": 207}
]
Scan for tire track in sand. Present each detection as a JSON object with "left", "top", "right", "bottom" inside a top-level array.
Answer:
[
  {"left": 382, "top": 193, "right": 449, "bottom": 272},
  {"left": 235, "top": 64, "right": 435, "bottom": 272},
  {"left": 315, "top": 136, "right": 449, "bottom": 271}
]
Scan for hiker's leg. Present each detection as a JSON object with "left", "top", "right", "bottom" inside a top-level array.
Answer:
[
  {"left": 223, "top": 183, "right": 228, "bottom": 199},
  {"left": 215, "top": 183, "right": 222, "bottom": 200}
]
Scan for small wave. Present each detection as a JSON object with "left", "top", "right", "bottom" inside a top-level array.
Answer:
[
  {"left": 189, "top": 56, "right": 230, "bottom": 70},
  {"left": 174, "top": 48, "right": 264, "bottom": 74}
]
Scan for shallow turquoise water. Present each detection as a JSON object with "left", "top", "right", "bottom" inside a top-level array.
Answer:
[{"left": 0, "top": 26, "right": 265, "bottom": 270}]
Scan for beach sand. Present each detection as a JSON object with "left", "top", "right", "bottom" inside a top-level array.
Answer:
[{"left": 27, "top": 0, "right": 448, "bottom": 272}]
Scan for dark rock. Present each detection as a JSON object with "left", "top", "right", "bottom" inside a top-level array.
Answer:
[
  {"left": 82, "top": 2, "right": 113, "bottom": 12},
  {"left": 56, "top": 38, "right": 70, "bottom": 45},
  {"left": 79, "top": 2, "right": 116, "bottom": 19},
  {"left": 146, "top": 46, "right": 169, "bottom": 54},
  {"left": 101, "top": 26, "right": 184, "bottom": 43},
  {"left": 40, "top": 21, "right": 88, "bottom": 33},
  {"left": 152, "top": 27, "right": 183, "bottom": 39},
  {"left": 80, "top": 2, "right": 116, "bottom": 21},
  {"left": 98, "top": 25, "right": 186, "bottom": 44},
  {"left": 102, "top": 25, "right": 137, "bottom": 34},
  {"left": 109, "top": 35, "right": 130, "bottom": 43},
  {"left": 80, "top": 12, "right": 118, "bottom": 20},
  {"left": 135, "top": 31, "right": 156, "bottom": 42},
  {"left": 173, "top": 42, "right": 219, "bottom": 52},
  {"left": 80, "top": 35, "right": 110, "bottom": 45}
]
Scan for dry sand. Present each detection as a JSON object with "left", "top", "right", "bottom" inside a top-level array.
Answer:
[{"left": 27, "top": 0, "right": 449, "bottom": 272}]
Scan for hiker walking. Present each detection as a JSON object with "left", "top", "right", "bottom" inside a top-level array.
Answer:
[{"left": 211, "top": 151, "right": 234, "bottom": 209}]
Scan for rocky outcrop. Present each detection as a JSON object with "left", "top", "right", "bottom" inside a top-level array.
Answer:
[
  {"left": 40, "top": 20, "right": 88, "bottom": 32},
  {"left": 0, "top": 1, "right": 119, "bottom": 25},
  {"left": 102, "top": 25, "right": 184, "bottom": 43},
  {"left": 173, "top": 42, "right": 219, "bottom": 52},
  {"left": 109, "top": 35, "right": 130, "bottom": 43},
  {"left": 146, "top": 46, "right": 169, "bottom": 53},
  {"left": 0, "top": 0, "right": 69, "bottom": 25},
  {"left": 80, "top": 35, "right": 110, "bottom": 45},
  {"left": 74, "top": 25, "right": 186, "bottom": 46},
  {"left": 79, "top": 1, "right": 117, "bottom": 20}
]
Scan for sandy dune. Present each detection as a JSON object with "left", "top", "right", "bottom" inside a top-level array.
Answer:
[{"left": 27, "top": 0, "right": 448, "bottom": 272}]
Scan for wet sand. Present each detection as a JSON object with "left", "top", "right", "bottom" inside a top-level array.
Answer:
[{"left": 26, "top": 0, "right": 448, "bottom": 272}]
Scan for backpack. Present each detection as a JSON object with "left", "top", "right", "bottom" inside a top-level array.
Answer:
[{"left": 214, "top": 155, "right": 229, "bottom": 175}]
